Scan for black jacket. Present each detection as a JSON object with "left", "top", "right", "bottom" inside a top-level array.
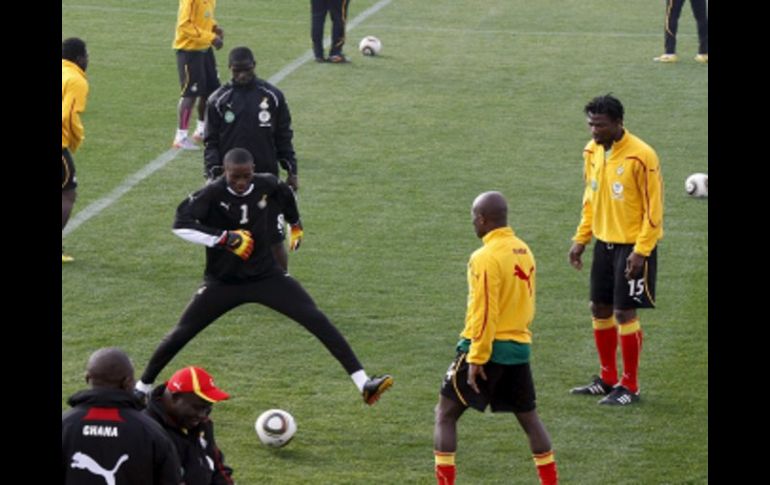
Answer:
[
  {"left": 62, "top": 388, "right": 181, "bottom": 485},
  {"left": 204, "top": 77, "right": 296, "bottom": 178},
  {"left": 145, "top": 386, "right": 234, "bottom": 485}
]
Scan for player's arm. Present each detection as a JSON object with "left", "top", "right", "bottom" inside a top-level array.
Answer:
[
  {"left": 206, "top": 424, "right": 234, "bottom": 485},
  {"left": 572, "top": 154, "right": 594, "bottom": 246},
  {"left": 633, "top": 150, "right": 664, "bottom": 257},
  {"left": 466, "top": 255, "right": 500, "bottom": 366},
  {"left": 63, "top": 78, "right": 89, "bottom": 153},
  {"left": 152, "top": 424, "right": 183, "bottom": 485},
  {"left": 274, "top": 94, "right": 298, "bottom": 189},
  {"left": 203, "top": 96, "right": 223, "bottom": 180}
]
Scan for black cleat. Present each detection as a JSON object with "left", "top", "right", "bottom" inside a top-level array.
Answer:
[
  {"left": 362, "top": 374, "right": 393, "bottom": 405},
  {"left": 598, "top": 385, "right": 639, "bottom": 406},
  {"left": 570, "top": 375, "right": 613, "bottom": 396}
]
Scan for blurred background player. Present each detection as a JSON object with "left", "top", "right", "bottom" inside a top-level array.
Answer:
[
  {"left": 135, "top": 148, "right": 392, "bottom": 407},
  {"left": 568, "top": 94, "right": 664, "bottom": 406},
  {"left": 433, "top": 192, "right": 558, "bottom": 485},
  {"left": 172, "top": 0, "right": 224, "bottom": 149},
  {"left": 311, "top": 0, "right": 351, "bottom": 63},
  {"left": 62, "top": 37, "right": 90, "bottom": 263},
  {"left": 145, "top": 366, "right": 234, "bottom": 485},
  {"left": 62, "top": 347, "right": 181, "bottom": 485},
  {"left": 653, "top": 0, "right": 708, "bottom": 63},
  {"left": 204, "top": 46, "right": 298, "bottom": 270}
]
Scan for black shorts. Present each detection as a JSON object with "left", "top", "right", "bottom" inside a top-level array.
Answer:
[
  {"left": 439, "top": 352, "right": 536, "bottom": 413},
  {"left": 176, "top": 48, "right": 220, "bottom": 98},
  {"left": 590, "top": 240, "right": 657, "bottom": 309},
  {"left": 62, "top": 148, "right": 77, "bottom": 191}
]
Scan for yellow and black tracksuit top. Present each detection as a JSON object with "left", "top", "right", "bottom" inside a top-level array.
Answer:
[
  {"left": 460, "top": 227, "right": 535, "bottom": 365},
  {"left": 173, "top": 0, "right": 218, "bottom": 51},
  {"left": 572, "top": 130, "right": 664, "bottom": 256},
  {"left": 61, "top": 59, "right": 89, "bottom": 153}
]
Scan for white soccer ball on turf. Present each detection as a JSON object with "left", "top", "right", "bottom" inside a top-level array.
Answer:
[
  {"left": 255, "top": 409, "right": 296, "bottom": 448},
  {"left": 359, "top": 36, "right": 382, "bottom": 56},
  {"left": 684, "top": 172, "right": 708, "bottom": 198}
]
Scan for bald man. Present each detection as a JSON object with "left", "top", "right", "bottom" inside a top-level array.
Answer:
[
  {"left": 432, "top": 192, "right": 559, "bottom": 485},
  {"left": 62, "top": 348, "right": 182, "bottom": 485}
]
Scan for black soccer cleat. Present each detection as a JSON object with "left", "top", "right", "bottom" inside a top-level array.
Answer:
[
  {"left": 569, "top": 375, "right": 613, "bottom": 396},
  {"left": 362, "top": 374, "right": 393, "bottom": 405},
  {"left": 598, "top": 385, "right": 640, "bottom": 406}
]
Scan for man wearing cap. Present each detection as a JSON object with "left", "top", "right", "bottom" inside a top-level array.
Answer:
[
  {"left": 62, "top": 347, "right": 182, "bottom": 485},
  {"left": 145, "top": 366, "right": 234, "bottom": 485}
]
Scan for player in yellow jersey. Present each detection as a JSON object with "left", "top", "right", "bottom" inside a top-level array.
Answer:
[
  {"left": 568, "top": 94, "right": 664, "bottom": 406},
  {"left": 433, "top": 192, "right": 558, "bottom": 485},
  {"left": 62, "top": 38, "right": 90, "bottom": 263}
]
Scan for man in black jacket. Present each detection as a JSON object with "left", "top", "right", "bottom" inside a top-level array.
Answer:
[
  {"left": 145, "top": 366, "right": 234, "bottom": 485},
  {"left": 204, "top": 46, "right": 298, "bottom": 271},
  {"left": 62, "top": 347, "right": 181, "bottom": 485}
]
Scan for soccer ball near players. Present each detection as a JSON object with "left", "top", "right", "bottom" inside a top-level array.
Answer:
[
  {"left": 255, "top": 409, "right": 296, "bottom": 447},
  {"left": 359, "top": 36, "right": 382, "bottom": 56},
  {"left": 684, "top": 172, "right": 708, "bottom": 198}
]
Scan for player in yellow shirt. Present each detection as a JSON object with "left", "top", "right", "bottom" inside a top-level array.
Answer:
[
  {"left": 172, "top": 0, "right": 223, "bottom": 149},
  {"left": 433, "top": 192, "right": 558, "bottom": 485},
  {"left": 62, "top": 38, "right": 90, "bottom": 263},
  {"left": 568, "top": 94, "right": 664, "bottom": 406}
]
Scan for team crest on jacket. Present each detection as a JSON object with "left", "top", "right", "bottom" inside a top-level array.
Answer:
[
  {"left": 258, "top": 194, "right": 267, "bottom": 209},
  {"left": 224, "top": 110, "right": 235, "bottom": 123},
  {"left": 612, "top": 181, "right": 624, "bottom": 199}
]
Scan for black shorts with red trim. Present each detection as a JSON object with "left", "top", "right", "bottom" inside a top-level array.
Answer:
[
  {"left": 176, "top": 48, "right": 221, "bottom": 98},
  {"left": 590, "top": 240, "right": 657, "bottom": 309},
  {"left": 439, "top": 352, "right": 536, "bottom": 413}
]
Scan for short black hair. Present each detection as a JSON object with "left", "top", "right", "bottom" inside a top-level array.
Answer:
[
  {"left": 584, "top": 94, "right": 624, "bottom": 122},
  {"left": 228, "top": 46, "right": 255, "bottom": 66},
  {"left": 223, "top": 147, "right": 254, "bottom": 165},
  {"left": 62, "top": 37, "right": 87, "bottom": 62}
]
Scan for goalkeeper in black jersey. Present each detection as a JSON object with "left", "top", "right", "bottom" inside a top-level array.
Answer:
[{"left": 135, "top": 148, "right": 392, "bottom": 405}]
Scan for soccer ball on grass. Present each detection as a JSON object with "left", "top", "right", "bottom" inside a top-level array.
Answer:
[
  {"left": 255, "top": 409, "right": 296, "bottom": 448},
  {"left": 684, "top": 173, "right": 708, "bottom": 198},
  {"left": 359, "top": 36, "right": 382, "bottom": 56}
]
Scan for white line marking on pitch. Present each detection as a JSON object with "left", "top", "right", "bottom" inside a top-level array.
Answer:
[{"left": 63, "top": 0, "right": 392, "bottom": 238}]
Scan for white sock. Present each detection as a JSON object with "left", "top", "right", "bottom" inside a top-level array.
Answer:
[
  {"left": 195, "top": 119, "right": 205, "bottom": 133},
  {"left": 135, "top": 380, "right": 153, "bottom": 393},
  {"left": 351, "top": 370, "right": 369, "bottom": 392},
  {"left": 175, "top": 129, "right": 188, "bottom": 141}
]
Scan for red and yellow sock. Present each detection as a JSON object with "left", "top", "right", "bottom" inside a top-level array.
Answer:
[
  {"left": 592, "top": 317, "right": 618, "bottom": 386},
  {"left": 619, "top": 318, "right": 642, "bottom": 393},
  {"left": 533, "top": 450, "right": 558, "bottom": 485},
  {"left": 434, "top": 451, "right": 456, "bottom": 485}
]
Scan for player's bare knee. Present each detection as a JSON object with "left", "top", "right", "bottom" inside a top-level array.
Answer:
[
  {"left": 614, "top": 309, "right": 636, "bottom": 324},
  {"left": 590, "top": 302, "right": 612, "bottom": 319}
]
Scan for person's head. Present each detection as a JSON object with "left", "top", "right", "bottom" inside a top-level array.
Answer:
[
  {"left": 85, "top": 347, "right": 135, "bottom": 392},
  {"left": 584, "top": 94, "right": 624, "bottom": 147},
  {"left": 62, "top": 37, "right": 89, "bottom": 72},
  {"left": 223, "top": 148, "right": 255, "bottom": 194},
  {"left": 471, "top": 191, "right": 508, "bottom": 238},
  {"left": 228, "top": 46, "right": 256, "bottom": 85},
  {"left": 161, "top": 367, "right": 230, "bottom": 430}
]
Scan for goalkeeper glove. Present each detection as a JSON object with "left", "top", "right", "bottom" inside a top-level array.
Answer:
[
  {"left": 218, "top": 230, "right": 254, "bottom": 260},
  {"left": 289, "top": 224, "right": 303, "bottom": 252}
]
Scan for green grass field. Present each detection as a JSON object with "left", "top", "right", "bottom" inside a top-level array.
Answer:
[{"left": 62, "top": 1, "right": 708, "bottom": 483}]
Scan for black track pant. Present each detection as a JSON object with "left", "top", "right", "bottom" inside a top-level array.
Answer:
[
  {"left": 141, "top": 274, "right": 363, "bottom": 383},
  {"left": 664, "top": 0, "right": 708, "bottom": 55},
  {"left": 311, "top": 0, "right": 350, "bottom": 58}
]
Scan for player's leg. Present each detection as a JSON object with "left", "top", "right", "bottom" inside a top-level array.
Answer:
[
  {"left": 433, "top": 395, "right": 466, "bottom": 485},
  {"left": 690, "top": 0, "right": 708, "bottom": 56},
  {"left": 571, "top": 241, "right": 617, "bottom": 394},
  {"left": 173, "top": 50, "right": 203, "bottom": 149},
  {"left": 193, "top": 49, "right": 221, "bottom": 141},
  {"left": 327, "top": 0, "right": 350, "bottom": 62},
  {"left": 62, "top": 150, "right": 78, "bottom": 262},
  {"left": 310, "top": 0, "right": 327, "bottom": 60},
  {"left": 138, "top": 282, "right": 243, "bottom": 387},
  {"left": 664, "top": 0, "right": 685, "bottom": 55}
]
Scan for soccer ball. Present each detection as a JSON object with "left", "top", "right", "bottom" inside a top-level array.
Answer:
[
  {"left": 255, "top": 409, "right": 296, "bottom": 448},
  {"left": 684, "top": 172, "right": 708, "bottom": 198},
  {"left": 359, "top": 36, "right": 382, "bottom": 56}
]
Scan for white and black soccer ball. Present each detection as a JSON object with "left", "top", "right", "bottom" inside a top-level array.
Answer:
[
  {"left": 255, "top": 409, "right": 296, "bottom": 448},
  {"left": 358, "top": 36, "right": 382, "bottom": 56},
  {"left": 684, "top": 172, "right": 708, "bottom": 198}
]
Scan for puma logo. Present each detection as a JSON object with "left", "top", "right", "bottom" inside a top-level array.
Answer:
[
  {"left": 514, "top": 264, "right": 535, "bottom": 296},
  {"left": 71, "top": 451, "right": 129, "bottom": 485}
]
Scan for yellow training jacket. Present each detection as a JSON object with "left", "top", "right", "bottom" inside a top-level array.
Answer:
[
  {"left": 461, "top": 227, "right": 535, "bottom": 364},
  {"left": 173, "top": 0, "right": 218, "bottom": 50},
  {"left": 61, "top": 59, "right": 89, "bottom": 152},
  {"left": 572, "top": 130, "right": 664, "bottom": 256}
]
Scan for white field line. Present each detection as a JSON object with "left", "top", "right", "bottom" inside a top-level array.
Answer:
[{"left": 63, "top": 0, "right": 393, "bottom": 238}]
